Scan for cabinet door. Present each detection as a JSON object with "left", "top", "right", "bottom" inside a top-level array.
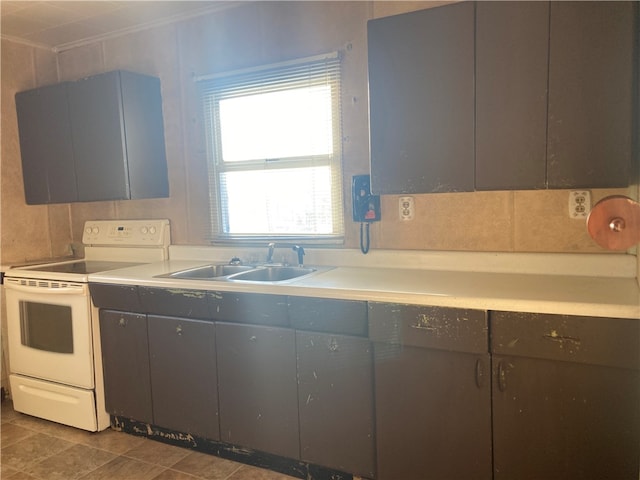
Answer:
[
  {"left": 119, "top": 71, "right": 169, "bottom": 199},
  {"left": 374, "top": 345, "right": 491, "bottom": 480},
  {"left": 297, "top": 332, "right": 375, "bottom": 478},
  {"left": 148, "top": 315, "right": 218, "bottom": 440},
  {"left": 492, "top": 355, "right": 640, "bottom": 480},
  {"left": 367, "top": 2, "right": 475, "bottom": 194},
  {"left": 68, "top": 71, "right": 130, "bottom": 201},
  {"left": 99, "top": 310, "right": 152, "bottom": 423},
  {"left": 370, "top": 303, "right": 491, "bottom": 480},
  {"left": 475, "top": 1, "right": 549, "bottom": 190},
  {"left": 491, "top": 311, "right": 640, "bottom": 479},
  {"left": 216, "top": 322, "right": 299, "bottom": 459},
  {"left": 547, "top": 1, "right": 636, "bottom": 188},
  {"left": 15, "top": 82, "right": 78, "bottom": 204}
]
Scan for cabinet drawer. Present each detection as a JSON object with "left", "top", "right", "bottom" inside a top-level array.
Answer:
[
  {"left": 369, "top": 303, "right": 488, "bottom": 354},
  {"left": 90, "top": 283, "right": 141, "bottom": 312},
  {"left": 491, "top": 311, "right": 640, "bottom": 370},
  {"left": 289, "top": 296, "right": 367, "bottom": 336},
  {"left": 138, "top": 287, "right": 211, "bottom": 320},
  {"left": 209, "top": 292, "right": 289, "bottom": 327}
]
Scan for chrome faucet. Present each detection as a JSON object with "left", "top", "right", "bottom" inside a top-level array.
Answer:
[{"left": 266, "top": 242, "right": 305, "bottom": 267}]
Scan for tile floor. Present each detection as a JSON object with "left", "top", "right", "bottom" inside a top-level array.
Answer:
[{"left": 1, "top": 401, "right": 297, "bottom": 480}]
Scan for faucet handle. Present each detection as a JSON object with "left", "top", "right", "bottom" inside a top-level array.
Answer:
[{"left": 292, "top": 245, "right": 305, "bottom": 266}]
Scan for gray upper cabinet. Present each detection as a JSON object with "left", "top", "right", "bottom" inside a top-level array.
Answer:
[
  {"left": 367, "top": 2, "right": 475, "bottom": 194},
  {"left": 547, "top": 1, "right": 636, "bottom": 189},
  {"left": 475, "top": 1, "right": 549, "bottom": 190},
  {"left": 368, "top": 2, "right": 637, "bottom": 193},
  {"left": 15, "top": 70, "right": 169, "bottom": 204},
  {"left": 15, "top": 82, "right": 78, "bottom": 204}
]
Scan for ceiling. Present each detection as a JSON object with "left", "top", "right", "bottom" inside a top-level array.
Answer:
[{"left": 1, "top": 1, "right": 238, "bottom": 52}]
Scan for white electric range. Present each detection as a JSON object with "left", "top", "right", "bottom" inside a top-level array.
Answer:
[{"left": 4, "top": 219, "right": 170, "bottom": 431}]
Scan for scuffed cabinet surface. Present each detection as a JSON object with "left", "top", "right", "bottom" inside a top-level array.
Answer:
[
  {"left": 297, "top": 331, "right": 375, "bottom": 478},
  {"left": 148, "top": 315, "right": 219, "bottom": 440},
  {"left": 491, "top": 311, "right": 639, "bottom": 369},
  {"left": 99, "top": 310, "right": 153, "bottom": 424},
  {"left": 370, "top": 303, "right": 492, "bottom": 480},
  {"left": 216, "top": 322, "right": 299, "bottom": 459},
  {"left": 368, "top": 302, "right": 488, "bottom": 353},
  {"left": 491, "top": 311, "right": 640, "bottom": 479}
]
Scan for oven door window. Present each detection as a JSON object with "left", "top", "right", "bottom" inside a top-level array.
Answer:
[{"left": 20, "top": 301, "right": 73, "bottom": 354}]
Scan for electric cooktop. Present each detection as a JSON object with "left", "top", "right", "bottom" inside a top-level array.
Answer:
[{"left": 29, "top": 260, "right": 144, "bottom": 275}]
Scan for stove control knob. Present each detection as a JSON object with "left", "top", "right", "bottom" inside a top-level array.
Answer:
[
  {"left": 92, "top": 227, "right": 99, "bottom": 234},
  {"left": 140, "top": 227, "right": 148, "bottom": 234},
  {"left": 149, "top": 226, "right": 157, "bottom": 235},
  {"left": 85, "top": 227, "right": 92, "bottom": 234}
]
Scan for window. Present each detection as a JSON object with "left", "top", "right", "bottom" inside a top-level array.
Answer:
[{"left": 199, "top": 53, "right": 344, "bottom": 243}]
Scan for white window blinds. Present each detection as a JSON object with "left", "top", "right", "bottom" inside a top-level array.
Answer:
[{"left": 199, "top": 52, "right": 344, "bottom": 243}]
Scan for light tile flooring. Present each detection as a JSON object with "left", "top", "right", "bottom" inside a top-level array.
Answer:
[{"left": 1, "top": 401, "right": 297, "bottom": 480}]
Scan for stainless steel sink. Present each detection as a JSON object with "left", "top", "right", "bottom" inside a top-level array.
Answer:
[
  {"left": 157, "top": 264, "right": 255, "bottom": 279},
  {"left": 156, "top": 264, "right": 326, "bottom": 283},
  {"left": 227, "top": 266, "right": 317, "bottom": 282}
]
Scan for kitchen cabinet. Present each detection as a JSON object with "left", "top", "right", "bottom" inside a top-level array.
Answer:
[
  {"left": 369, "top": 303, "right": 492, "bottom": 480},
  {"left": 15, "top": 70, "right": 169, "bottom": 204},
  {"left": 367, "top": 1, "right": 475, "bottom": 194},
  {"left": 368, "top": 2, "right": 637, "bottom": 193},
  {"left": 216, "top": 322, "right": 299, "bottom": 459},
  {"left": 210, "top": 292, "right": 289, "bottom": 327},
  {"left": 139, "top": 286, "right": 211, "bottom": 320},
  {"left": 148, "top": 315, "right": 219, "bottom": 440},
  {"left": 475, "top": 1, "right": 549, "bottom": 190},
  {"left": 15, "top": 82, "right": 77, "bottom": 204},
  {"left": 99, "top": 310, "right": 219, "bottom": 438},
  {"left": 491, "top": 311, "right": 640, "bottom": 480},
  {"left": 546, "top": 1, "right": 636, "bottom": 188},
  {"left": 290, "top": 297, "right": 374, "bottom": 478},
  {"left": 99, "top": 310, "right": 153, "bottom": 424}
]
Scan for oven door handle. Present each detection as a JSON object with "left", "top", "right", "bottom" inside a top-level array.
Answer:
[{"left": 4, "top": 281, "right": 87, "bottom": 295}]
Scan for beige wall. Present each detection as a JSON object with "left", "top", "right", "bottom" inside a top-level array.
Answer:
[{"left": 1, "top": 1, "right": 637, "bottom": 266}]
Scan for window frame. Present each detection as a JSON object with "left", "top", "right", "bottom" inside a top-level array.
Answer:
[{"left": 198, "top": 52, "right": 344, "bottom": 245}]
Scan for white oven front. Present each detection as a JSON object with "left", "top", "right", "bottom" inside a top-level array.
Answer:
[{"left": 5, "top": 278, "right": 94, "bottom": 389}]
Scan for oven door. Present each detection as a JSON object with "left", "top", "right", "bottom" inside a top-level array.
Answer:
[{"left": 5, "top": 278, "right": 94, "bottom": 389}]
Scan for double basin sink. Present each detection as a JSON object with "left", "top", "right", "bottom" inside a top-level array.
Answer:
[{"left": 156, "top": 263, "right": 327, "bottom": 283}]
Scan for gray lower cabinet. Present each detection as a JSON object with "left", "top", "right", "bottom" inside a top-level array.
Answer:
[
  {"left": 290, "top": 296, "right": 375, "bottom": 477},
  {"left": 296, "top": 332, "right": 375, "bottom": 478},
  {"left": 369, "top": 303, "right": 492, "bottom": 480},
  {"left": 216, "top": 322, "right": 299, "bottom": 459},
  {"left": 99, "top": 308, "right": 220, "bottom": 439},
  {"left": 148, "top": 315, "right": 219, "bottom": 440},
  {"left": 491, "top": 312, "right": 640, "bottom": 479},
  {"left": 95, "top": 285, "right": 640, "bottom": 479},
  {"left": 99, "top": 310, "right": 153, "bottom": 424}
]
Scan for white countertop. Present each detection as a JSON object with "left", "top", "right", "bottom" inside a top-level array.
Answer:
[{"left": 88, "top": 248, "right": 640, "bottom": 319}]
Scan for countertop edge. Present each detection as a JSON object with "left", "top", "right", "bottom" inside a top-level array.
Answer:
[{"left": 87, "top": 261, "right": 640, "bottom": 320}]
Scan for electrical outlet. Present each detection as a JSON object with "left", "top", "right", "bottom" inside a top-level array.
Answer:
[
  {"left": 568, "top": 190, "right": 591, "bottom": 219},
  {"left": 399, "top": 196, "right": 414, "bottom": 221}
]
